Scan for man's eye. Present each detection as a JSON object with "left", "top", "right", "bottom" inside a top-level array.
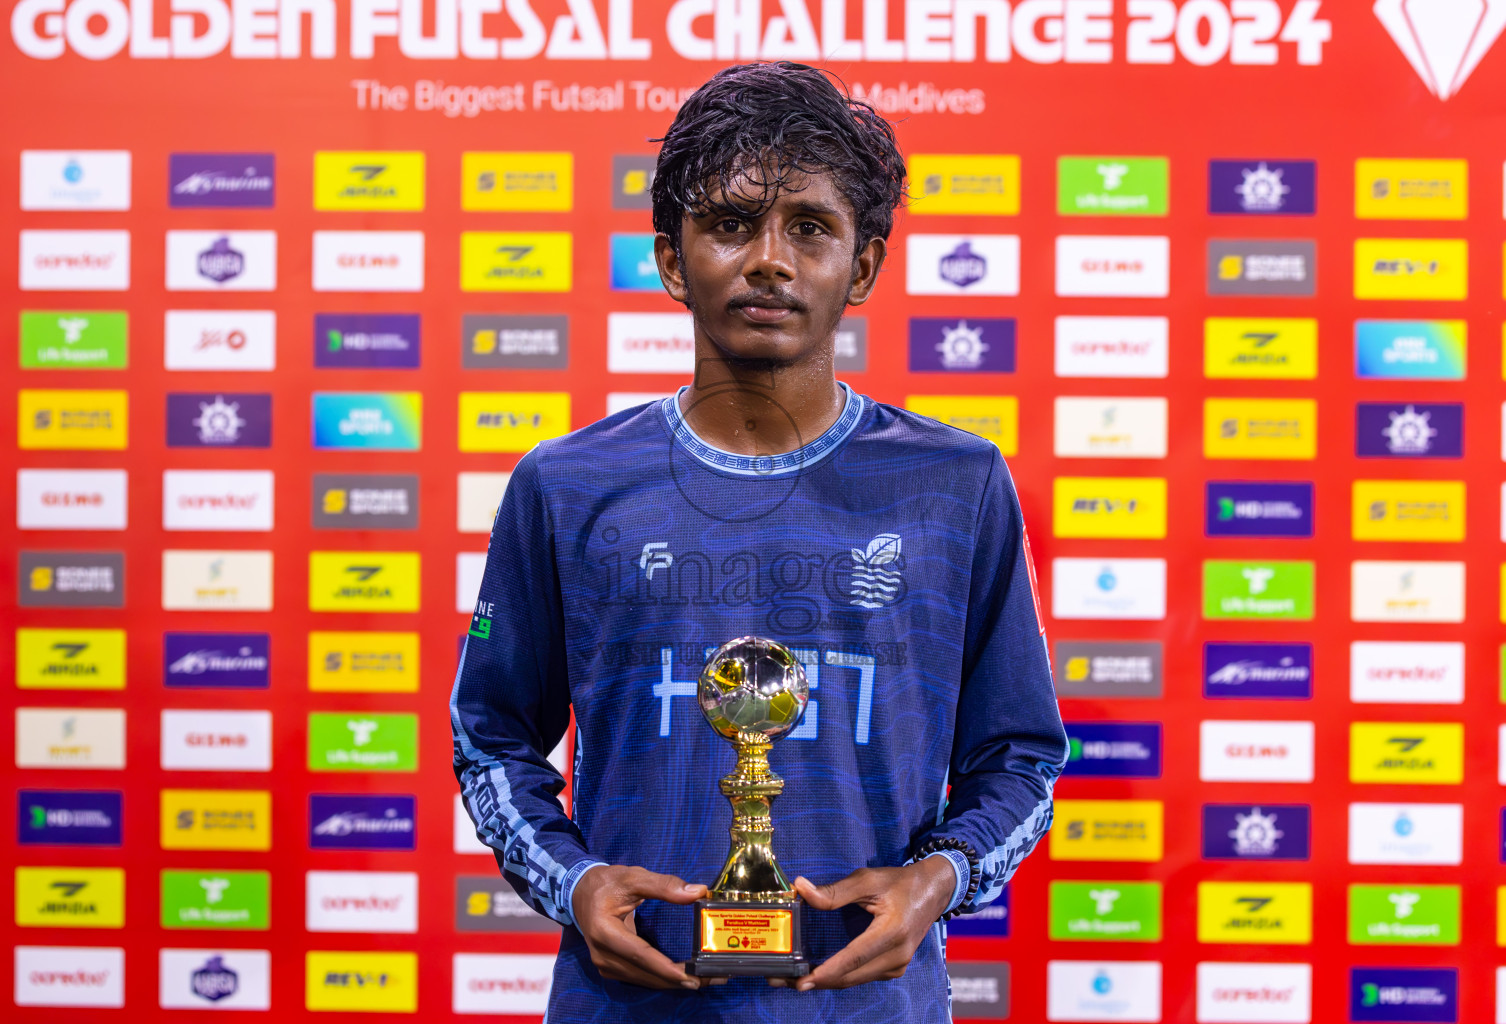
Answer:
[
  {"left": 716, "top": 218, "right": 743, "bottom": 232},
  {"left": 795, "top": 221, "right": 824, "bottom": 235}
]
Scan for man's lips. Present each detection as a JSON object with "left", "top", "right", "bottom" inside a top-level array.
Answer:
[{"left": 730, "top": 296, "right": 803, "bottom": 324}]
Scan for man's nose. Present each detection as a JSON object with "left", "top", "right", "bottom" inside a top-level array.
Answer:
[{"left": 745, "top": 223, "right": 796, "bottom": 282}]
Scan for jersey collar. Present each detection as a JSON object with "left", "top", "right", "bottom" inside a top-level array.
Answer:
[{"left": 661, "top": 380, "right": 864, "bottom": 477}]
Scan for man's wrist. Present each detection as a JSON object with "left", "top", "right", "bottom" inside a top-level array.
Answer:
[
  {"left": 561, "top": 860, "right": 609, "bottom": 926},
  {"left": 920, "top": 849, "right": 971, "bottom": 916}
]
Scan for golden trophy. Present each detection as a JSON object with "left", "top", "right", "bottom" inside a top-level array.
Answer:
[{"left": 688, "top": 636, "right": 811, "bottom": 978}]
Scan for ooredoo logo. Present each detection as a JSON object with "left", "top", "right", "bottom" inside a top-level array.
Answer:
[
  {"left": 20, "top": 230, "right": 130, "bottom": 290},
  {"left": 1197, "top": 962, "right": 1312, "bottom": 1023},
  {"left": 305, "top": 871, "right": 417, "bottom": 933},
  {"left": 452, "top": 954, "right": 554, "bottom": 1014},
  {"left": 15, "top": 946, "right": 124, "bottom": 1008}
]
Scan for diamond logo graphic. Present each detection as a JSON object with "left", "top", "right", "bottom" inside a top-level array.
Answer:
[{"left": 1375, "top": 0, "right": 1506, "bottom": 99}]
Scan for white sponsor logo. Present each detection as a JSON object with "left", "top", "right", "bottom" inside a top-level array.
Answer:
[
  {"left": 165, "top": 231, "right": 276, "bottom": 291},
  {"left": 312, "top": 231, "right": 425, "bottom": 292},
  {"left": 17, "top": 469, "right": 127, "bottom": 530},
  {"left": 15, "top": 946, "right": 124, "bottom": 1007},
  {"left": 1051, "top": 558, "right": 1166, "bottom": 621},
  {"left": 1056, "top": 236, "right": 1170, "bottom": 297},
  {"left": 1497, "top": 966, "right": 1506, "bottom": 1024},
  {"left": 1047, "top": 960, "right": 1161, "bottom": 1022},
  {"left": 305, "top": 870, "right": 417, "bottom": 933},
  {"left": 15, "top": 708, "right": 126, "bottom": 769},
  {"left": 164, "top": 310, "right": 276, "bottom": 371},
  {"left": 1350, "top": 641, "right": 1464, "bottom": 704},
  {"left": 162, "top": 471, "right": 274, "bottom": 532},
  {"left": 1348, "top": 802, "right": 1462, "bottom": 865},
  {"left": 20, "top": 230, "right": 130, "bottom": 291},
  {"left": 1350, "top": 560, "right": 1464, "bottom": 623},
  {"left": 159, "top": 948, "right": 270, "bottom": 1010},
  {"left": 161, "top": 550, "right": 274, "bottom": 611},
  {"left": 1054, "top": 397, "right": 1168, "bottom": 458},
  {"left": 1195, "top": 962, "right": 1311, "bottom": 1023},
  {"left": 906, "top": 235, "right": 1020, "bottom": 296},
  {"left": 453, "top": 953, "right": 554, "bottom": 1015},
  {"left": 1200, "top": 721, "right": 1315, "bottom": 783},
  {"left": 1055, "top": 317, "right": 1169, "bottom": 378},
  {"left": 21, "top": 151, "right": 131, "bottom": 210},
  {"left": 457, "top": 473, "right": 510, "bottom": 534},
  {"left": 161, "top": 710, "right": 272, "bottom": 771},
  {"left": 457, "top": 552, "right": 486, "bottom": 612},
  {"left": 1500, "top": 725, "right": 1506, "bottom": 786},
  {"left": 454, "top": 793, "right": 492, "bottom": 855},
  {"left": 607, "top": 312, "right": 694, "bottom": 373},
  {"left": 606, "top": 392, "right": 671, "bottom": 416},
  {"left": 1374, "top": 0, "right": 1506, "bottom": 101}
]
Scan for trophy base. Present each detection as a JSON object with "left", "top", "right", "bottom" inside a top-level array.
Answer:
[{"left": 688, "top": 898, "right": 810, "bottom": 978}]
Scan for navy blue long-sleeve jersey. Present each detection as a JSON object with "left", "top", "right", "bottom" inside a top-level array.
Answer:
[{"left": 451, "top": 380, "right": 1067, "bottom": 1023}]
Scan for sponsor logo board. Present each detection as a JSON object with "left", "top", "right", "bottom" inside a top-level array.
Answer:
[
  {"left": 611, "top": 154, "right": 655, "bottom": 210},
  {"left": 609, "top": 233, "right": 660, "bottom": 291},
  {"left": 18, "top": 790, "right": 121, "bottom": 847},
  {"left": 1197, "top": 881, "right": 1312, "bottom": 944},
  {"left": 16, "top": 628, "right": 126, "bottom": 690},
  {"left": 308, "top": 712, "right": 417, "bottom": 772},
  {"left": 906, "top": 395, "right": 1018, "bottom": 454},
  {"left": 1053, "top": 641, "right": 1163, "bottom": 699},
  {"left": 909, "top": 317, "right": 1016, "bottom": 373},
  {"left": 311, "top": 392, "right": 421, "bottom": 450},
  {"left": 1054, "top": 397, "right": 1167, "bottom": 458},
  {"left": 20, "top": 230, "right": 130, "bottom": 290},
  {"left": 312, "top": 474, "right": 419, "bottom": 531},
  {"left": 1350, "top": 722, "right": 1463, "bottom": 784},
  {"left": 1196, "top": 962, "right": 1312, "bottom": 1023},
  {"left": 17, "top": 469, "right": 127, "bottom": 530},
  {"left": 20, "top": 310, "right": 128, "bottom": 369},
  {"left": 313, "top": 151, "right": 424, "bottom": 211},
  {"left": 1356, "top": 402, "right": 1462, "bottom": 458},
  {"left": 1356, "top": 159, "right": 1468, "bottom": 220},
  {"left": 169, "top": 153, "right": 275, "bottom": 208},
  {"left": 945, "top": 890, "right": 1010, "bottom": 937},
  {"left": 452, "top": 952, "right": 554, "bottom": 1015},
  {"left": 1204, "top": 317, "right": 1317, "bottom": 378},
  {"left": 160, "top": 789, "right": 271, "bottom": 851},
  {"left": 946, "top": 961, "right": 1011, "bottom": 1019},
  {"left": 1204, "top": 398, "right": 1316, "bottom": 459},
  {"left": 1207, "top": 240, "right": 1316, "bottom": 295},
  {"left": 305, "top": 951, "right": 417, "bottom": 1012},
  {"left": 14, "top": 946, "right": 124, "bottom": 1007},
  {"left": 164, "top": 310, "right": 275, "bottom": 371},
  {"left": 457, "top": 473, "right": 510, "bottom": 534},
  {"left": 159, "top": 948, "right": 271, "bottom": 1010},
  {"left": 1203, "top": 560, "right": 1314, "bottom": 620},
  {"left": 1202, "top": 804, "right": 1310, "bottom": 861},
  {"left": 18, "top": 551, "right": 123, "bottom": 607},
  {"left": 161, "top": 710, "right": 272, "bottom": 771},
  {"left": 164, "top": 633, "right": 270, "bottom": 689},
  {"left": 315, "top": 313, "right": 420, "bottom": 368},
  {"left": 1349, "top": 967, "right": 1457, "bottom": 1023},
  {"left": 1204, "top": 643, "right": 1312, "bottom": 699},
  {"left": 607, "top": 312, "right": 693, "bottom": 373},
  {"left": 458, "top": 391, "right": 572, "bottom": 452},
  {"left": 306, "top": 870, "right": 417, "bottom": 933},
  {"left": 461, "top": 231, "right": 572, "bottom": 292},
  {"left": 311, "top": 795, "right": 416, "bottom": 851},
  {"left": 1056, "top": 235, "right": 1170, "bottom": 297},
  {"left": 1350, "top": 642, "right": 1463, "bottom": 704},
  {"left": 1354, "top": 238, "right": 1468, "bottom": 300},
  {"left": 1064, "top": 723, "right": 1162, "bottom": 778},
  {"left": 166, "top": 392, "right": 272, "bottom": 448},
  {"left": 463, "top": 151, "right": 572, "bottom": 211},
  {"left": 15, "top": 865, "right": 124, "bottom": 928},
  {"left": 1046, "top": 960, "right": 1162, "bottom": 1021},
  {"left": 1356, "top": 320, "right": 1466, "bottom": 379},
  {"left": 910, "top": 154, "right": 1020, "bottom": 215},
  {"left": 1353, "top": 480, "right": 1464, "bottom": 542},
  {"left": 312, "top": 231, "right": 424, "bottom": 291},
  {"left": 1208, "top": 158, "right": 1317, "bottom": 216},
  {"left": 15, "top": 708, "right": 125, "bottom": 768},
  {"left": 1053, "top": 477, "right": 1166, "bottom": 539},
  {"left": 1351, "top": 560, "right": 1464, "bottom": 623},
  {"left": 1349, "top": 884, "right": 1459, "bottom": 945},
  {"left": 1205, "top": 482, "right": 1313, "bottom": 538},
  {"left": 21, "top": 150, "right": 131, "bottom": 210},
  {"left": 1200, "top": 721, "right": 1315, "bottom": 782},
  {"left": 307, "top": 552, "right": 420, "bottom": 613},
  {"left": 1349, "top": 803, "right": 1462, "bottom": 865},
  {"left": 162, "top": 470, "right": 274, "bottom": 532},
  {"left": 1052, "top": 559, "right": 1166, "bottom": 621},
  {"left": 18, "top": 389, "right": 128, "bottom": 450},
  {"left": 1054, "top": 316, "right": 1168, "bottom": 378},
  {"left": 165, "top": 231, "right": 275, "bottom": 291},
  {"left": 1058, "top": 156, "right": 1168, "bottom": 216},
  {"left": 906, "top": 235, "right": 1020, "bottom": 295},
  {"left": 457, "top": 876, "right": 563, "bottom": 932},
  {"left": 1051, "top": 800, "right": 1164, "bottom": 862},
  {"left": 463, "top": 314, "right": 569, "bottom": 369},
  {"left": 161, "top": 869, "right": 269, "bottom": 930},
  {"left": 161, "top": 550, "right": 273, "bottom": 611},
  {"left": 1049, "top": 881, "right": 1161, "bottom": 941},
  {"left": 308, "top": 632, "right": 419, "bottom": 693}
]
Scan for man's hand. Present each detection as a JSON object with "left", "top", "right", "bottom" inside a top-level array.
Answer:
[
  {"left": 571, "top": 865, "right": 720, "bottom": 990},
  {"left": 776, "top": 856, "right": 956, "bottom": 991}
]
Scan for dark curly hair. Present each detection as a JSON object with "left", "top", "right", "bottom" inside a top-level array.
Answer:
[{"left": 650, "top": 62, "right": 907, "bottom": 254}]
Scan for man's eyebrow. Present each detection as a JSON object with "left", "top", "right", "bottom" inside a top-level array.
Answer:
[{"left": 786, "top": 199, "right": 842, "bottom": 218}]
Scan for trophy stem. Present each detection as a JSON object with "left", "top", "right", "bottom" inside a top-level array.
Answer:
[{"left": 710, "top": 730, "right": 795, "bottom": 902}]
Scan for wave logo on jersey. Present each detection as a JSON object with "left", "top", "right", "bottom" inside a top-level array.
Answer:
[{"left": 849, "top": 533, "right": 903, "bottom": 609}]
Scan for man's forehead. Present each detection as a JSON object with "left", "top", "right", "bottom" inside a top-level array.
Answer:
[{"left": 694, "top": 162, "right": 851, "bottom": 219}]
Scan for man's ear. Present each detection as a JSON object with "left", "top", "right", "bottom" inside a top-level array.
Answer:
[
  {"left": 654, "top": 233, "right": 688, "bottom": 305},
  {"left": 846, "top": 236, "right": 887, "bottom": 307}
]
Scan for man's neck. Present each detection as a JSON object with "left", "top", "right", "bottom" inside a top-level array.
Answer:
[{"left": 676, "top": 364, "right": 844, "bottom": 458}]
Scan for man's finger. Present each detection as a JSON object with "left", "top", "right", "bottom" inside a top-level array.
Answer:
[
  {"left": 623, "top": 868, "right": 708, "bottom": 906},
  {"left": 594, "top": 917, "right": 703, "bottom": 989},
  {"left": 794, "top": 872, "right": 873, "bottom": 912},
  {"left": 796, "top": 919, "right": 906, "bottom": 991}
]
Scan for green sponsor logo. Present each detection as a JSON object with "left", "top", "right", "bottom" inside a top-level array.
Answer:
[
  {"left": 1202, "top": 560, "right": 1314, "bottom": 620},
  {"left": 1058, "top": 157, "right": 1169, "bottom": 216},
  {"left": 161, "top": 869, "right": 269, "bottom": 929},
  {"left": 1348, "top": 884, "right": 1459, "bottom": 945},
  {"left": 308, "top": 712, "right": 418, "bottom": 772},
  {"left": 1049, "top": 881, "right": 1161, "bottom": 941},
  {"left": 20, "top": 311, "right": 128, "bottom": 369}
]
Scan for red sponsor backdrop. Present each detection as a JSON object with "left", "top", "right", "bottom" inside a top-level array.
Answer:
[{"left": 2, "top": 1, "right": 1504, "bottom": 1020}]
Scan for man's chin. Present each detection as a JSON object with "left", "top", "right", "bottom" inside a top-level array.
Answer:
[{"left": 702, "top": 323, "right": 810, "bottom": 368}]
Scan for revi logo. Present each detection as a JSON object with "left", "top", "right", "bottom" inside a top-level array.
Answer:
[{"left": 1375, "top": 0, "right": 1506, "bottom": 100}]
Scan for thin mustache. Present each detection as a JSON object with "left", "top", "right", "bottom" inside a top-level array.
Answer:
[{"left": 729, "top": 292, "right": 805, "bottom": 311}]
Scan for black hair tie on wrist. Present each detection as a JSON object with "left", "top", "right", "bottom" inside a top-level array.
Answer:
[{"left": 913, "top": 836, "right": 981, "bottom": 921}]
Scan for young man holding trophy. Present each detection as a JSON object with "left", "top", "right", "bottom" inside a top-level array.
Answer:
[{"left": 451, "top": 61, "right": 1068, "bottom": 1023}]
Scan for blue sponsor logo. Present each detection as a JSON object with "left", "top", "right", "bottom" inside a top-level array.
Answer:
[
  {"left": 1204, "top": 642, "right": 1312, "bottom": 699},
  {"left": 1355, "top": 321, "right": 1465, "bottom": 380},
  {"left": 1501, "top": 808, "right": 1506, "bottom": 863},
  {"left": 191, "top": 956, "right": 239, "bottom": 1003},
  {"left": 1063, "top": 722, "right": 1161, "bottom": 778},
  {"left": 309, "top": 794, "right": 416, "bottom": 850},
  {"left": 1356, "top": 402, "right": 1463, "bottom": 458},
  {"left": 1205, "top": 481, "right": 1313, "bottom": 537},
  {"left": 315, "top": 314, "right": 421, "bottom": 369},
  {"left": 1208, "top": 159, "right": 1316, "bottom": 215},
  {"left": 18, "top": 790, "right": 122, "bottom": 846},
  {"left": 908, "top": 318, "right": 1016, "bottom": 373},
  {"left": 1350, "top": 968, "right": 1456, "bottom": 1022},
  {"left": 944, "top": 886, "right": 1009, "bottom": 937},
  {"left": 1201, "top": 803, "right": 1309, "bottom": 861},
  {"left": 609, "top": 234, "right": 661, "bottom": 292},
  {"left": 164, "top": 633, "right": 270, "bottom": 689}
]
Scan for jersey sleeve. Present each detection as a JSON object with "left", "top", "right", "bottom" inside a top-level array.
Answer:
[
  {"left": 449, "top": 446, "right": 605, "bottom": 926},
  {"left": 913, "top": 446, "right": 1068, "bottom": 914}
]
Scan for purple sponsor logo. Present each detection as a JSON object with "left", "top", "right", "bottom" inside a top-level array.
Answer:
[
  {"left": 197, "top": 235, "right": 245, "bottom": 283},
  {"left": 191, "top": 956, "right": 238, "bottom": 1003},
  {"left": 164, "top": 633, "right": 270, "bottom": 689},
  {"left": 19, "top": 789, "right": 122, "bottom": 846},
  {"left": 1501, "top": 808, "right": 1506, "bottom": 863},
  {"left": 944, "top": 886, "right": 1009, "bottom": 937},
  {"left": 1204, "top": 642, "right": 1312, "bottom": 699},
  {"left": 1208, "top": 159, "right": 1316, "bottom": 215},
  {"left": 166, "top": 393, "right": 272, "bottom": 448},
  {"left": 938, "top": 242, "right": 986, "bottom": 288},
  {"left": 169, "top": 154, "right": 275, "bottom": 208},
  {"left": 1202, "top": 803, "right": 1309, "bottom": 860},
  {"left": 908, "top": 318, "right": 1015, "bottom": 373},
  {"left": 1356, "top": 402, "right": 1463, "bottom": 458},
  {"left": 1351, "top": 968, "right": 1456, "bottom": 1022},
  {"left": 1064, "top": 722, "right": 1161, "bottom": 778},
  {"left": 309, "top": 794, "right": 416, "bottom": 850},
  {"left": 1205, "top": 481, "right": 1313, "bottom": 537},
  {"left": 315, "top": 314, "right": 421, "bottom": 369}
]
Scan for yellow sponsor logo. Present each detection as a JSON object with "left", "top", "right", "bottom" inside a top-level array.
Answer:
[
  {"left": 16, "top": 628, "right": 126, "bottom": 690},
  {"left": 1355, "top": 159, "right": 1467, "bottom": 220},
  {"left": 462, "top": 152, "right": 572, "bottom": 211},
  {"left": 461, "top": 231, "right": 571, "bottom": 292},
  {"left": 1352, "top": 480, "right": 1465, "bottom": 542},
  {"left": 1052, "top": 477, "right": 1167, "bottom": 539},
  {"left": 1197, "top": 882, "right": 1312, "bottom": 945},
  {"left": 1050, "top": 800, "right": 1163, "bottom": 862},
  {"left": 458, "top": 392, "right": 571, "bottom": 453},
  {"left": 1349, "top": 722, "right": 1463, "bottom": 784},
  {"left": 15, "top": 866, "right": 125, "bottom": 928},
  {"left": 905, "top": 396, "right": 1018, "bottom": 456},
  {"left": 18, "top": 390, "right": 128, "bottom": 450},
  {"left": 1354, "top": 238, "right": 1468, "bottom": 300},
  {"left": 308, "top": 553, "right": 421, "bottom": 613},
  {"left": 1499, "top": 887, "right": 1506, "bottom": 946},
  {"left": 306, "top": 951, "right": 418, "bottom": 1013},
  {"left": 160, "top": 789, "right": 271, "bottom": 851},
  {"left": 309, "top": 631, "right": 419, "bottom": 693},
  {"left": 1204, "top": 318, "right": 1317, "bottom": 379},
  {"left": 314, "top": 151, "right": 425, "bottom": 211},
  {"left": 908, "top": 155, "right": 1020, "bottom": 215},
  {"left": 1204, "top": 399, "right": 1316, "bottom": 460}
]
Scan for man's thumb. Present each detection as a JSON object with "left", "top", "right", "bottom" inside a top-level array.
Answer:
[{"left": 633, "top": 869, "right": 707, "bottom": 904}]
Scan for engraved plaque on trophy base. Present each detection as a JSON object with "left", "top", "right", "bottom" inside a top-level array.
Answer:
[{"left": 689, "top": 898, "right": 809, "bottom": 977}]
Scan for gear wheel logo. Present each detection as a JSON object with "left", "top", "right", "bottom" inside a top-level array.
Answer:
[{"left": 1375, "top": 0, "right": 1506, "bottom": 100}]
